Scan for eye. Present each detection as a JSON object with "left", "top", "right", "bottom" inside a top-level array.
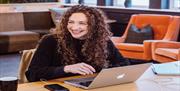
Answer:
[
  {"left": 79, "top": 22, "right": 87, "bottom": 25},
  {"left": 68, "top": 21, "right": 74, "bottom": 24}
]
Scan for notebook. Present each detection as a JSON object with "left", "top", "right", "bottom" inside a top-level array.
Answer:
[
  {"left": 152, "top": 61, "right": 180, "bottom": 76},
  {"left": 64, "top": 63, "right": 151, "bottom": 89}
]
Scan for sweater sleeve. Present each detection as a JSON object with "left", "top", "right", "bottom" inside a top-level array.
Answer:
[
  {"left": 107, "top": 40, "right": 130, "bottom": 68},
  {"left": 25, "top": 35, "right": 70, "bottom": 82}
]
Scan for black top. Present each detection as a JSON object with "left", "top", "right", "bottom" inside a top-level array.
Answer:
[{"left": 26, "top": 34, "right": 129, "bottom": 82}]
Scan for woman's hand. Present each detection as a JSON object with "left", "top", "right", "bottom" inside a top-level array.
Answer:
[{"left": 64, "top": 63, "right": 96, "bottom": 75}]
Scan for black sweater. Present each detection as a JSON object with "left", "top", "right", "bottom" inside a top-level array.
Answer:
[{"left": 26, "top": 35, "right": 129, "bottom": 82}]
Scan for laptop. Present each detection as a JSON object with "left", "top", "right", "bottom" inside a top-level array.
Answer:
[{"left": 64, "top": 63, "right": 151, "bottom": 89}]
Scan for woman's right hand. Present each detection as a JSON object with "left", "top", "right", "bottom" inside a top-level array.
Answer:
[{"left": 64, "top": 63, "right": 96, "bottom": 75}]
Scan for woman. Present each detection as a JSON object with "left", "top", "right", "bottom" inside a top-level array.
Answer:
[{"left": 26, "top": 5, "right": 129, "bottom": 82}]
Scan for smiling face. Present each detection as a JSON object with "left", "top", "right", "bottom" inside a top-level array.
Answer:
[{"left": 67, "top": 13, "right": 88, "bottom": 40}]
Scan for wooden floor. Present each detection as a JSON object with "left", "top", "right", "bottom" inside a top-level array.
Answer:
[{"left": 0, "top": 53, "right": 21, "bottom": 78}]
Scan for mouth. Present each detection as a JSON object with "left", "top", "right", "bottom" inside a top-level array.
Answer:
[{"left": 72, "top": 30, "right": 83, "bottom": 34}]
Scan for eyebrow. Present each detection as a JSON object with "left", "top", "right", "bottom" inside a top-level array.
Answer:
[{"left": 68, "top": 20, "right": 87, "bottom": 23}]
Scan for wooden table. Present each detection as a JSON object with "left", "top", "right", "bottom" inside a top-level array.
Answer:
[{"left": 17, "top": 67, "right": 180, "bottom": 91}]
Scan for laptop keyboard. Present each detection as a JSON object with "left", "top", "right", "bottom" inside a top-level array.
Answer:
[{"left": 79, "top": 81, "right": 92, "bottom": 87}]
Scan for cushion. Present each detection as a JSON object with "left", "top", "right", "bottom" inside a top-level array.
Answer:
[
  {"left": 0, "top": 31, "right": 39, "bottom": 42},
  {"left": 0, "top": 31, "right": 39, "bottom": 53},
  {"left": 49, "top": 8, "right": 68, "bottom": 26},
  {"left": 125, "top": 24, "right": 154, "bottom": 44}
]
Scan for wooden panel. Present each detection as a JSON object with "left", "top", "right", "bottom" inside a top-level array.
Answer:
[
  {"left": 23, "top": 12, "right": 54, "bottom": 30},
  {"left": 0, "top": 13, "right": 24, "bottom": 32}
]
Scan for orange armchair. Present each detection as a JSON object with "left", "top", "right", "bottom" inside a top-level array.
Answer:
[
  {"left": 111, "top": 14, "right": 180, "bottom": 61},
  {"left": 152, "top": 41, "right": 180, "bottom": 63}
]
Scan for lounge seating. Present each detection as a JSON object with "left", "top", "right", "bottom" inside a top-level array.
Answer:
[
  {"left": 0, "top": 31, "right": 39, "bottom": 53},
  {"left": 0, "top": 11, "right": 54, "bottom": 53},
  {"left": 111, "top": 14, "right": 180, "bottom": 61}
]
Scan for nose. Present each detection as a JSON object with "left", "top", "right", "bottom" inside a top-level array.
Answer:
[{"left": 71, "top": 23, "right": 80, "bottom": 30}]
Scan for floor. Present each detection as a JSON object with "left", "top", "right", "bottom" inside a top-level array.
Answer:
[{"left": 0, "top": 53, "right": 21, "bottom": 78}]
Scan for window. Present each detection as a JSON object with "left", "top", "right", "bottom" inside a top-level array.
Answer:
[
  {"left": 114, "top": 0, "right": 149, "bottom": 8},
  {"left": 61, "top": 0, "right": 97, "bottom": 5},
  {"left": 84, "top": 0, "right": 97, "bottom": 5},
  {"left": 174, "top": 0, "right": 180, "bottom": 9},
  {"left": 113, "top": 0, "right": 125, "bottom": 7},
  {"left": 169, "top": 0, "right": 180, "bottom": 9},
  {"left": 60, "top": 0, "right": 78, "bottom": 4},
  {"left": 70, "top": 0, "right": 78, "bottom": 4},
  {"left": 131, "top": 0, "right": 149, "bottom": 8}
]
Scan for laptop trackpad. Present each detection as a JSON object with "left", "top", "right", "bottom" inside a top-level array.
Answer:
[{"left": 68, "top": 77, "right": 95, "bottom": 87}]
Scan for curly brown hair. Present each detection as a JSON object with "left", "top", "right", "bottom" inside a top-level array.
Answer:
[{"left": 55, "top": 5, "right": 112, "bottom": 70}]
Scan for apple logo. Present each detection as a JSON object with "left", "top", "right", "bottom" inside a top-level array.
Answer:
[{"left": 117, "top": 73, "right": 125, "bottom": 79}]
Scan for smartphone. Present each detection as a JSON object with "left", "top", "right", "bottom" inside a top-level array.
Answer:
[{"left": 44, "top": 84, "right": 69, "bottom": 91}]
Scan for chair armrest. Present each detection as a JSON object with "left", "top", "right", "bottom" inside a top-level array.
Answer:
[
  {"left": 151, "top": 40, "right": 180, "bottom": 59},
  {"left": 152, "top": 40, "right": 180, "bottom": 49},
  {"left": 143, "top": 40, "right": 158, "bottom": 59},
  {"left": 143, "top": 40, "right": 165, "bottom": 59},
  {"left": 111, "top": 36, "right": 125, "bottom": 43}
]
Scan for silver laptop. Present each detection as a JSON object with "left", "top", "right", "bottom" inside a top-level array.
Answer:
[{"left": 64, "top": 63, "right": 151, "bottom": 89}]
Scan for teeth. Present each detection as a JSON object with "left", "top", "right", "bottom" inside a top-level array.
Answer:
[{"left": 72, "top": 30, "right": 81, "bottom": 34}]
